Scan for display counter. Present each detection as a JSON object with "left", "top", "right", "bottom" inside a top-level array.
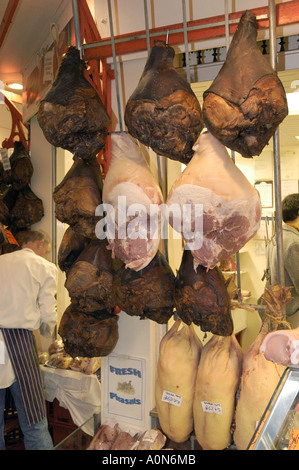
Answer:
[{"left": 41, "top": 365, "right": 101, "bottom": 436}]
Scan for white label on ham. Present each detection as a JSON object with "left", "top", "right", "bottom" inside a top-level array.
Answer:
[
  {"left": 201, "top": 401, "right": 223, "bottom": 415},
  {"left": 161, "top": 390, "right": 182, "bottom": 407}
]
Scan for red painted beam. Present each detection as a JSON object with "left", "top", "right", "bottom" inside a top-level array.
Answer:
[
  {"left": 82, "top": 0, "right": 299, "bottom": 60},
  {"left": 0, "top": 0, "right": 20, "bottom": 48}
]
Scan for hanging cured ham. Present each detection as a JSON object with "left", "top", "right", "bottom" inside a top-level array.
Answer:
[
  {"left": 124, "top": 40, "right": 204, "bottom": 164},
  {"left": 234, "top": 284, "right": 291, "bottom": 450},
  {"left": 38, "top": 46, "right": 110, "bottom": 159},
  {"left": 155, "top": 319, "right": 202, "bottom": 443},
  {"left": 102, "top": 132, "right": 163, "bottom": 271},
  {"left": 9, "top": 184, "right": 44, "bottom": 230},
  {"left": 58, "top": 305, "right": 119, "bottom": 358},
  {"left": 260, "top": 327, "right": 299, "bottom": 365},
  {"left": 203, "top": 10, "right": 288, "bottom": 158},
  {"left": 193, "top": 334, "right": 243, "bottom": 450},
  {"left": 174, "top": 247, "right": 233, "bottom": 336},
  {"left": 53, "top": 157, "right": 103, "bottom": 239},
  {"left": 9, "top": 142, "right": 33, "bottom": 190},
  {"left": 167, "top": 132, "right": 262, "bottom": 269},
  {"left": 113, "top": 251, "right": 175, "bottom": 324},
  {"left": 58, "top": 226, "right": 89, "bottom": 274},
  {"left": 65, "top": 238, "right": 116, "bottom": 313}
]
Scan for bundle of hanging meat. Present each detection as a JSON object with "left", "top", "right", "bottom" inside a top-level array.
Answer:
[
  {"left": 166, "top": 132, "right": 261, "bottom": 269},
  {"left": 113, "top": 251, "right": 175, "bottom": 324},
  {"left": 174, "top": 248, "right": 233, "bottom": 336},
  {"left": 260, "top": 327, "right": 299, "bottom": 365},
  {"left": 58, "top": 304, "right": 119, "bottom": 358},
  {"left": 8, "top": 142, "right": 33, "bottom": 191},
  {"left": 193, "top": 334, "right": 243, "bottom": 450},
  {"left": 102, "top": 132, "right": 163, "bottom": 271},
  {"left": 65, "top": 238, "right": 116, "bottom": 313},
  {"left": 124, "top": 40, "right": 204, "bottom": 164},
  {"left": 38, "top": 46, "right": 110, "bottom": 159},
  {"left": 58, "top": 226, "right": 89, "bottom": 274},
  {"left": 203, "top": 10, "right": 288, "bottom": 158},
  {"left": 53, "top": 156, "right": 103, "bottom": 239},
  {"left": 9, "top": 184, "right": 44, "bottom": 230},
  {"left": 155, "top": 319, "right": 202, "bottom": 443},
  {"left": 234, "top": 284, "right": 292, "bottom": 450}
]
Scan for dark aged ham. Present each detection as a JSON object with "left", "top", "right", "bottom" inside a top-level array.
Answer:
[
  {"left": 124, "top": 40, "right": 204, "bottom": 164},
  {"left": 58, "top": 305, "right": 119, "bottom": 358},
  {"left": 166, "top": 132, "right": 261, "bottom": 269},
  {"left": 58, "top": 226, "right": 89, "bottom": 274},
  {"left": 203, "top": 11, "right": 288, "bottom": 158},
  {"left": 174, "top": 248, "right": 233, "bottom": 336},
  {"left": 38, "top": 46, "right": 110, "bottom": 159},
  {"left": 113, "top": 251, "right": 175, "bottom": 324},
  {"left": 9, "top": 142, "right": 33, "bottom": 190},
  {"left": 9, "top": 184, "right": 44, "bottom": 230},
  {"left": 65, "top": 238, "right": 115, "bottom": 313},
  {"left": 102, "top": 132, "right": 163, "bottom": 271},
  {"left": 53, "top": 157, "right": 103, "bottom": 239},
  {"left": 260, "top": 328, "right": 299, "bottom": 365},
  {"left": 193, "top": 334, "right": 243, "bottom": 450}
]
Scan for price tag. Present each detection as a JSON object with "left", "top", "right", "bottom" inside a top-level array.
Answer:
[
  {"left": 201, "top": 400, "right": 222, "bottom": 415},
  {"left": 162, "top": 390, "right": 182, "bottom": 407},
  {"left": 0, "top": 149, "right": 11, "bottom": 171}
]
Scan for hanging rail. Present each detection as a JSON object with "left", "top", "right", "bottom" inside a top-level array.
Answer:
[{"left": 81, "top": 1, "right": 299, "bottom": 60}]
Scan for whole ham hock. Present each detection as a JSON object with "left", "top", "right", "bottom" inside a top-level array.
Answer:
[
  {"left": 58, "top": 305, "right": 119, "bottom": 358},
  {"left": 113, "top": 251, "right": 175, "bottom": 324},
  {"left": 124, "top": 40, "right": 204, "bottom": 164},
  {"left": 65, "top": 238, "right": 116, "bottom": 313},
  {"left": 203, "top": 10, "right": 288, "bottom": 158},
  {"left": 38, "top": 46, "right": 110, "bottom": 159},
  {"left": 53, "top": 156, "right": 103, "bottom": 239},
  {"left": 174, "top": 248, "right": 233, "bottom": 336},
  {"left": 166, "top": 132, "right": 261, "bottom": 269}
]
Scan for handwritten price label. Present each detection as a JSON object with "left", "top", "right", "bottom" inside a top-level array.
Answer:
[
  {"left": 162, "top": 390, "right": 182, "bottom": 407},
  {"left": 201, "top": 401, "right": 223, "bottom": 415}
]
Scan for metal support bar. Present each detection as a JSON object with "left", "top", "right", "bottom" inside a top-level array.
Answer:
[
  {"left": 107, "top": 0, "right": 123, "bottom": 132},
  {"left": 269, "top": 0, "right": 285, "bottom": 296},
  {"left": 72, "top": 0, "right": 82, "bottom": 56},
  {"left": 182, "top": 0, "right": 190, "bottom": 83}
]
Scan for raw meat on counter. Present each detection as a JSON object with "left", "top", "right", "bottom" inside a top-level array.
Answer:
[
  {"left": 102, "top": 132, "right": 163, "bottom": 271},
  {"left": 124, "top": 40, "right": 204, "bottom": 164},
  {"left": 69, "top": 356, "right": 101, "bottom": 375},
  {"left": 58, "top": 226, "right": 89, "bottom": 274},
  {"left": 260, "top": 328, "right": 299, "bottom": 365},
  {"left": 53, "top": 156, "right": 103, "bottom": 239},
  {"left": 203, "top": 11, "right": 288, "bottom": 158},
  {"left": 38, "top": 46, "right": 110, "bottom": 159},
  {"left": 174, "top": 248, "right": 233, "bottom": 336},
  {"left": 113, "top": 251, "right": 175, "bottom": 324},
  {"left": 193, "top": 334, "right": 243, "bottom": 450},
  {"left": 234, "top": 284, "right": 291, "bottom": 449},
  {"left": 65, "top": 238, "right": 116, "bottom": 313},
  {"left": 155, "top": 319, "right": 202, "bottom": 443},
  {"left": 87, "top": 423, "right": 166, "bottom": 450},
  {"left": 58, "top": 304, "right": 119, "bottom": 358},
  {"left": 166, "top": 132, "right": 261, "bottom": 269}
]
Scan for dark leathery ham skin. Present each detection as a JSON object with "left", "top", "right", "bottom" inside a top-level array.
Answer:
[
  {"left": 174, "top": 248, "right": 233, "bottom": 336},
  {"left": 203, "top": 11, "right": 288, "bottom": 158},
  {"left": 124, "top": 40, "right": 204, "bottom": 164}
]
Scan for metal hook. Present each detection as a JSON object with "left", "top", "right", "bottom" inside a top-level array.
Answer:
[{"left": 166, "top": 29, "right": 169, "bottom": 45}]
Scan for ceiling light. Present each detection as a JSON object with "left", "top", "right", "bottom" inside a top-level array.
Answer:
[
  {"left": 7, "top": 82, "right": 23, "bottom": 90},
  {"left": 286, "top": 92, "right": 299, "bottom": 115}
]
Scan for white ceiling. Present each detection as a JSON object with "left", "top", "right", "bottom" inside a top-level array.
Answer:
[{"left": 0, "top": 0, "right": 68, "bottom": 85}]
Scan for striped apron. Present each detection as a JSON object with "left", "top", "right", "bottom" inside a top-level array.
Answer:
[{"left": 1, "top": 328, "right": 46, "bottom": 426}]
